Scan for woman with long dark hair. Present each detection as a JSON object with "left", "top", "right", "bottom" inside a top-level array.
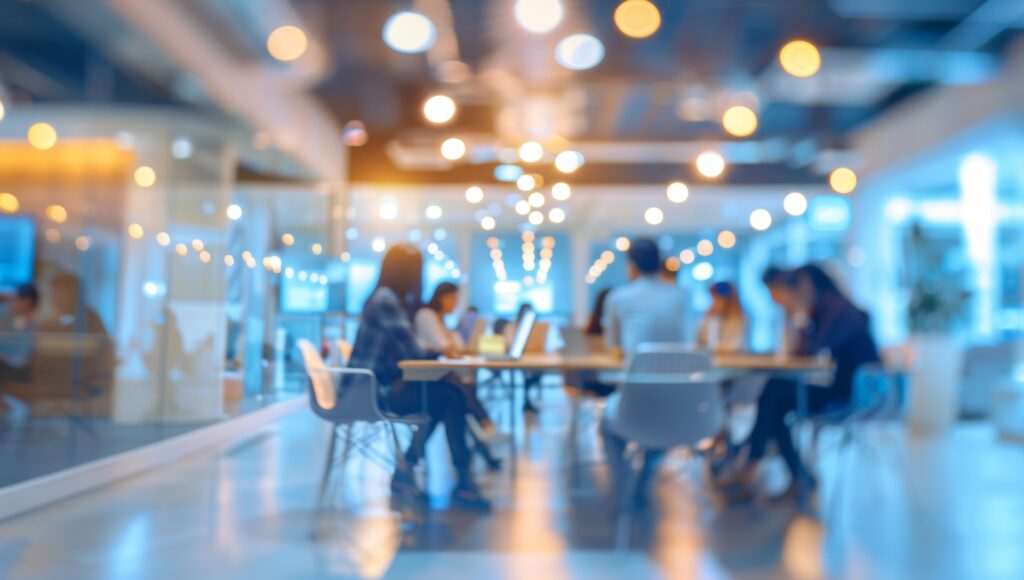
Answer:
[
  {"left": 696, "top": 281, "right": 748, "bottom": 354},
  {"left": 728, "top": 263, "right": 880, "bottom": 500},
  {"left": 348, "top": 244, "right": 490, "bottom": 510}
]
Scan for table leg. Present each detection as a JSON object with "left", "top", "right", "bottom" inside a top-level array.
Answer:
[{"left": 507, "top": 371, "right": 518, "bottom": 476}]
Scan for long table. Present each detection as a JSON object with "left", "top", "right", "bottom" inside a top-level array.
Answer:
[{"left": 398, "top": 353, "right": 831, "bottom": 474}]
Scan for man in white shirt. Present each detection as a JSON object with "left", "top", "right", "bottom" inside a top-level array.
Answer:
[{"left": 600, "top": 238, "right": 691, "bottom": 506}]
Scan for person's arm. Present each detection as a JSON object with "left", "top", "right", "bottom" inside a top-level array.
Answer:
[
  {"left": 378, "top": 295, "right": 431, "bottom": 360},
  {"left": 414, "top": 308, "right": 449, "bottom": 351},
  {"left": 800, "top": 303, "right": 864, "bottom": 356}
]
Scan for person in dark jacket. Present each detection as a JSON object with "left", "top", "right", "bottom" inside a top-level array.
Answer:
[
  {"left": 731, "top": 264, "right": 880, "bottom": 499},
  {"left": 348, "top": 243, "right": 490, "bottom": 511}
]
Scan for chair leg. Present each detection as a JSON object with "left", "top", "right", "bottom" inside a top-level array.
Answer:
[
  {"left": 338, "top": 423, "right": 353, "bottom": 475},
  {"left": 311, "top": 424, "right": 341, "bottom": 539}
]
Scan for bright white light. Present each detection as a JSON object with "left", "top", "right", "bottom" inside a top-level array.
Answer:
[
  {"left": 666, "top": 182, "right": 689, "bottom": 203},
  {"left": 427, "top": 242, "right": 439, "bottom": 254},
  {"left": 440, "top": 137, "right": 466, "bottom": 160},
  {"left": 528, "top": 211, "right": 545, "bottom": 225},
  {"left": 481, "top": 216, "right": 497, "bottom": 230},
  {"left": 143, "top": 281, "right": 161, "bottom": 297},
  {"left": 424, "top": 205, "right": 443, "bottom": 220},
  {"left": 171, "top": 137, "right": 193, "bottom": 159},
  {"left": 226, "top": 204, "right": 243, "bottom": 221},
  {"left": 514, "top": 0, "right": 563, "bottom": 34},
  {"left": 379, "top": 202, "right": 398, "bottom": 220},
  {"left": 548, "top": 207, "right": 566, "bottom": 223},
  {"left": 644, "top": 207, "right": 664, "bottom": 225},
  {"left": 696, "top": 151, "right": 726, "bottom": 178},
  {"left": 692, "top": 262, "right": 715, "bottom": 281},
  {"left": 372, "top": 237, "right": 386, "bottom": 253},
  {"left": 554, "top": 150, "right": 584, "bottom": 173},
  {"left": 465, "top": 186, "right": 484, "bottom": 204},
  {"left": 783, "top": 191, "right": 808, "bottom": 216},
  {"left": 555, "top": 34, "right": 605, "bottom": 70},
  {"left": 517, "top": 174, "right": 537, "bottom": 192},
  {"left": 885, "top": 198, "right": 913, "bottom": 222},
  {"left": 528, "top": 192, "right": 546, "bottom": 208},
  {"left": 551, "top": 182, "right": 571, "bottom": 201},
  {"left": 383, "top": 11, "right": 436, "bottom": 54},
  {"left": 423, "top": 95, "right": 456, "bottom": 124},
  {"left": 515, "top": 200, "right": 532, "bottom": 215},
  {"left": 749, "top": 208, "right": 772, "bottom": 231},
  {"left": 519, "top": 141, "right": 544, "bottom": 163}
]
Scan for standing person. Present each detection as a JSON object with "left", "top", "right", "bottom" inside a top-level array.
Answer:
[
  {"left": 348, "top": 244, "right": 490, "bottom": 511},
  {"left": 415, "top": 282, "right": 502, "bottom": 441},
  {"left": 600, "top": 238, "right": 691, "bottom": 504},
  {"left": 696, "top": 281, "right": 748, "bottom": 354},
  {"left": 731, "top": 264, "right": 880, "bottom": 500}
]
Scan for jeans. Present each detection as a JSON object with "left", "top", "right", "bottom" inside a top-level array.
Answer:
[
  {"left": 387, "top": 380, "right": 473, "bottom": 485},
  {"left": 745, "top": 378, "right": 845, "bottom": 480}
]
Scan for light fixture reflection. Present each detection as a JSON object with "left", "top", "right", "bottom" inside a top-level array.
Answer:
[
  {"left": 784, "top": 191, "right": 808, "bottom": 216},
  {"left": 722, "top": 105, "right": 758, "bottom": 137},
  {"left": 554, "top": 150, "right": 584, "bottom": 173},
  {"left": 614, "top": 0, "right": 661, "bottom": 39},
  {"left": 666, "top": 182, "right": 689, "bottom": 203},
  {"left": 519, "top": 141, "right": 544, "bottom": 163},
  {"left": 423, "top": 95, "right": 456, "bottom": 124},
  {"left": 383, "top": 11, "right": 436, "bottom": 54},
  {"left": 441, "top": 137, "right": 466, "bottom": 160},
  {"left": 696, "top": 151, "right": 726, "bottom": 178},
  {"left": 465, "top": 186, "right": 484, "bottom": 204},
  {"left": 644, "top": 207, "right": 664, "bottom": 225},
  {"left": 779, "top": 40, "right": 821, "bottom": 78},
  {"left": 829, "top": 167, "right": 857, "bottom": 194},
  {"left": 551, "top": 182, "right": 571, "bottom": 201},
  {"left": 555, "top": 34, "right": 605, "bottom": 70},
  {"left": 514, "top": 0, "right": 563, "bottom": 34},
  {"left": 750, "top": 208, "right": 772, "bottom": 231}
]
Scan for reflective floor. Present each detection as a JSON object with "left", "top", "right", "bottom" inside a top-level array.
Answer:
[{"left": 1, "top": 386, "right": 1023, "bottom": 579}]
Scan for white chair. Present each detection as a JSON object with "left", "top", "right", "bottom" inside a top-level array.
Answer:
[
  {"left": 610, "top": 344, "right": 723, "bottom": 547},
  {"left": 297, "top": 339, "right": 427, "bottom": 526}
]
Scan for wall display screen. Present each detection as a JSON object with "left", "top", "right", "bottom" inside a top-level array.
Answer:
[{"left": 0, "top": 216, "right": 36, "bottom": 291}]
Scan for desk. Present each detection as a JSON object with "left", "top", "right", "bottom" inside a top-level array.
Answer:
[{"left": 399, "top": 353, "right": 829, "bottom": 474}]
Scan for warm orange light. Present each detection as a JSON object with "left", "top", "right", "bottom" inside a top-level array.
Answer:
[
  {"left": 722, "top": 106, "right": 758, "bottom": 137},
  {"left": 0, "top": 192, "right": 19, "bottom": 213},
  {"left": 697, "top": 239, "right": 714, "bottom": 256},
  {"left": 615, "top": 236, "right": 630, "bottom": 252},
  {"left": 614, "top": 0, "right": 661, "bottom": 39},
  {"left": 128, "top": 223, "right": 144, "bottom": 239},
  {"left": 717, "top": 230, "right": 736, "bottom": 249},
  {"left": 679, "top": 249, "right": 695, "bottom": 264},
  {"left": 665, "top": 257, "right": 681, "bottom": 272},
  {"left": 779, "top": 40, "right": 821, "bottom": 78},
  {"left": 267, "top": 25, "right": 308, "bottom": 62},
  {"left": 282, "top": 233, "right": 295, "bottom": 246},
  {"left": 46, "top": 204, "right": 68, "bottom": 223},
  {"left": 134, "top": 166, "right": 156, "bottom": 188},
  {"left": 829, "top": 167, "right": 857, "bottom": 194},
  {"left": 28, "top": 123, "right": 58, "bottom": 150}
]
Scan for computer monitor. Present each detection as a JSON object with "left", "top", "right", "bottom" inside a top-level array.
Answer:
[
  {"left": 0, "top": 215, "right": 36, "bottom": 292},
  {"left": 507, "top": 308, "right": 537, "bottom": 359}
]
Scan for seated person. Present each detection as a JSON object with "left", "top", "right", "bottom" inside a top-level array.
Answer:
[
  {"left": 415, "top": 282, "right": 502, "bottom": 441},
  {"left": 348, "top": 244, "right": 490, "bottom": 511},
  {"left": 599, "top": 238, "right": 691, "bottom": 504},
  {"left": 564, "top": 286, "right": 616, "bottom": 398},
  {"left": 729, "top": 264, "right": 880, "bottom": 500},
  {"left": 695, "top": 281, "right": 747, "bottom": 354}
]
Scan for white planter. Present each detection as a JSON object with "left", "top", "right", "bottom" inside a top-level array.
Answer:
[{"left": 907, "top": 333, "right": 963, "bottom": 438}]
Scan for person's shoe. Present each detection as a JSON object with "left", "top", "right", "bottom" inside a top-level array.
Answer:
[
  {"left": 450, "top": 483, "right": 492, "bottom": 512},
  {"left": 390, "top": 470, "right": 429, "bottom": 505}
]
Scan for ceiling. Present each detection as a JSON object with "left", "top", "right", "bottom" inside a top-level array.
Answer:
[{"left": 2, "top": 0, "right": 1022, "bottom": 187}]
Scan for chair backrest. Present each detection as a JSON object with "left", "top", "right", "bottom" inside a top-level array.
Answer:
[
  {"left": 615, "top": 344, "right": 722, "bottom": 449},
  {"left": 298, "top": 339, "right": 336, "bottom": 411},
  {"left": 335, "top": 339, "right": 353, "bottom": 365}
]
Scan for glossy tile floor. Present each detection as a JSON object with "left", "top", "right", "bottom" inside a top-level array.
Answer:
[{"left": 1, "top": 387, "right": 1023, "bottom": 579}]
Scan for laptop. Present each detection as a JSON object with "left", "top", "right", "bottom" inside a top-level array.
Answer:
[
  {"left": 465, "top": 317, "right": 489, "bottom": 353},
  {"left": 560, "top": 325, "right": 590, "bottom": 357},
  {"left": 481, "top": 308, "right": 537, "bottom": 361}
]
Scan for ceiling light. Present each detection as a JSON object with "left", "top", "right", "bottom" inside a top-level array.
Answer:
[
  {"left": 423, "top": 95, "right": 456, "bottom": 124},
  {"left": 555, "top": 34, "right": 605, "bottom": 70},
  {"left": 829, "top": 167, "right": 857, "bottom": 194},
  {"left": 722, "top": 105, "right": 758, "bottom": 137},
  {"left": 750, "top": 208, "right": 772, "bottom": 231},
  {"left": 282, "top": 233, "right": 295, "bottom": 246},
  {"left": 0, "top": 193, "right": 19, "bottom": 213},
  {"left": 465, "top": 186, "right": 484, "bottom": 204},
  {"left": 383, "top": 11, "right": 436, "bottom": 54},
  {"left": 615, "top": 236, "right": 631, "bottom": 251},
  {"left": 519, "top": 141, "right": 544, "bottom": 163},
  {"left": 0, "top": 100, "right": 5, "bottom": 122},
  {"left": 46, "top": 204, "right": 68, "bottom": 224},
  {"left": 779, "top": 40, "right": 821, "bottom": 78},
  {"left": 528, "top": 192, "right": 546, "bottom": 208},
  {"left": 644, "top": 207, "right": 664, "bottom": 225},
  {"left": 267, "top": 25, "right": 308, "bottom": 62},
  {"left": 528, "top": 210, "right": 545, "bottom": 225},
  {"left": 425, "top": 205, "right": 443, "bottom": 220},
  {"left": 441, "top": 137, "right": 466, "bottom": 160},
  {"left": 379, "top": 202, "right": 398, "bottom": 220},
  {"left": 516, "top": 174, "right": 537, "bottom": 192},
  {"left": 515, "top": 200, "right": 532, "bottom": 215},
  {"left": 666, "top": 182, "right": 689, "bottom": 203},
  {"left": 696, "top": 239, "right": 714, "bottom": 256},
  {"left": 551, "top": 182, "right": 571, "bottom": 201},
  {"left": 614, "top": 0, "right": 661, "bottom": 39},
  {"left": 696, "top": 151, "right": 726, "bottom": 178},
  {"left": 554, "top": 150, "right": 584, "bottom": 173},
  {"left": 27, "top": 123, "right": 58, "bottom": 150},
  {"left": 226, "top": 204, "right": 243, "bottom": 221},
  {"left": 514, "top": 0, "right": 563, "bottom": 34},
  {"left": 784, "top": 191, "right": 808, "bottom": 216},
  {"left": 481, "top": 215, "right": 497, "bottom": 230},
  {"left": 372, "top": 237, "right": 386, "bottom": 253},
  {"left": 679, "top": 249, "right": 695, "bottom": 264},
  {"left": 717, "top": 230, "right": 736, "bottom": 249},
  {"left": 692, "top": 262, "right": 714, "bottom": 282},
  {"left": 548, "top": 207, "right": 566, "bottom": 223}
]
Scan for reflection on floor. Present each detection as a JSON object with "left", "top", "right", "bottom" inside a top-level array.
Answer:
[
  {"left": 0, "top": 389, "right": 300, "bottom": 488},
  {"left": 1, "top": 386, "right": 1023, "bottom": 579}
]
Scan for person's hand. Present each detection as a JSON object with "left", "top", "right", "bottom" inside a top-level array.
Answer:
[{"left": 442, "top": 346, "right": 462, "bottom": 359}]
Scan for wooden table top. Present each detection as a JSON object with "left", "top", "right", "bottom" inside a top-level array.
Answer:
[{"left": 399, "top": 353, "right": 828, "bottom": 373}]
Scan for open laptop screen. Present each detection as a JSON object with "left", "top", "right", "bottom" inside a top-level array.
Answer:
[{"left": 507, "top": 309, "right": 537, "bottom": 359}]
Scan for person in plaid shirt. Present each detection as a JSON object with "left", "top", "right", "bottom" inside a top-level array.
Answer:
[{"left": 348, "top": 243, "right": 491, "bottom": 511}]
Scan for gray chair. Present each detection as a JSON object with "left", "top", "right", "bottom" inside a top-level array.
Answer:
[
  {"left": 297, "top": 339, "right": 427, "bottom": 525},
  {"left": 610, "top": 344, "right": 724, "bottom": 547}
]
